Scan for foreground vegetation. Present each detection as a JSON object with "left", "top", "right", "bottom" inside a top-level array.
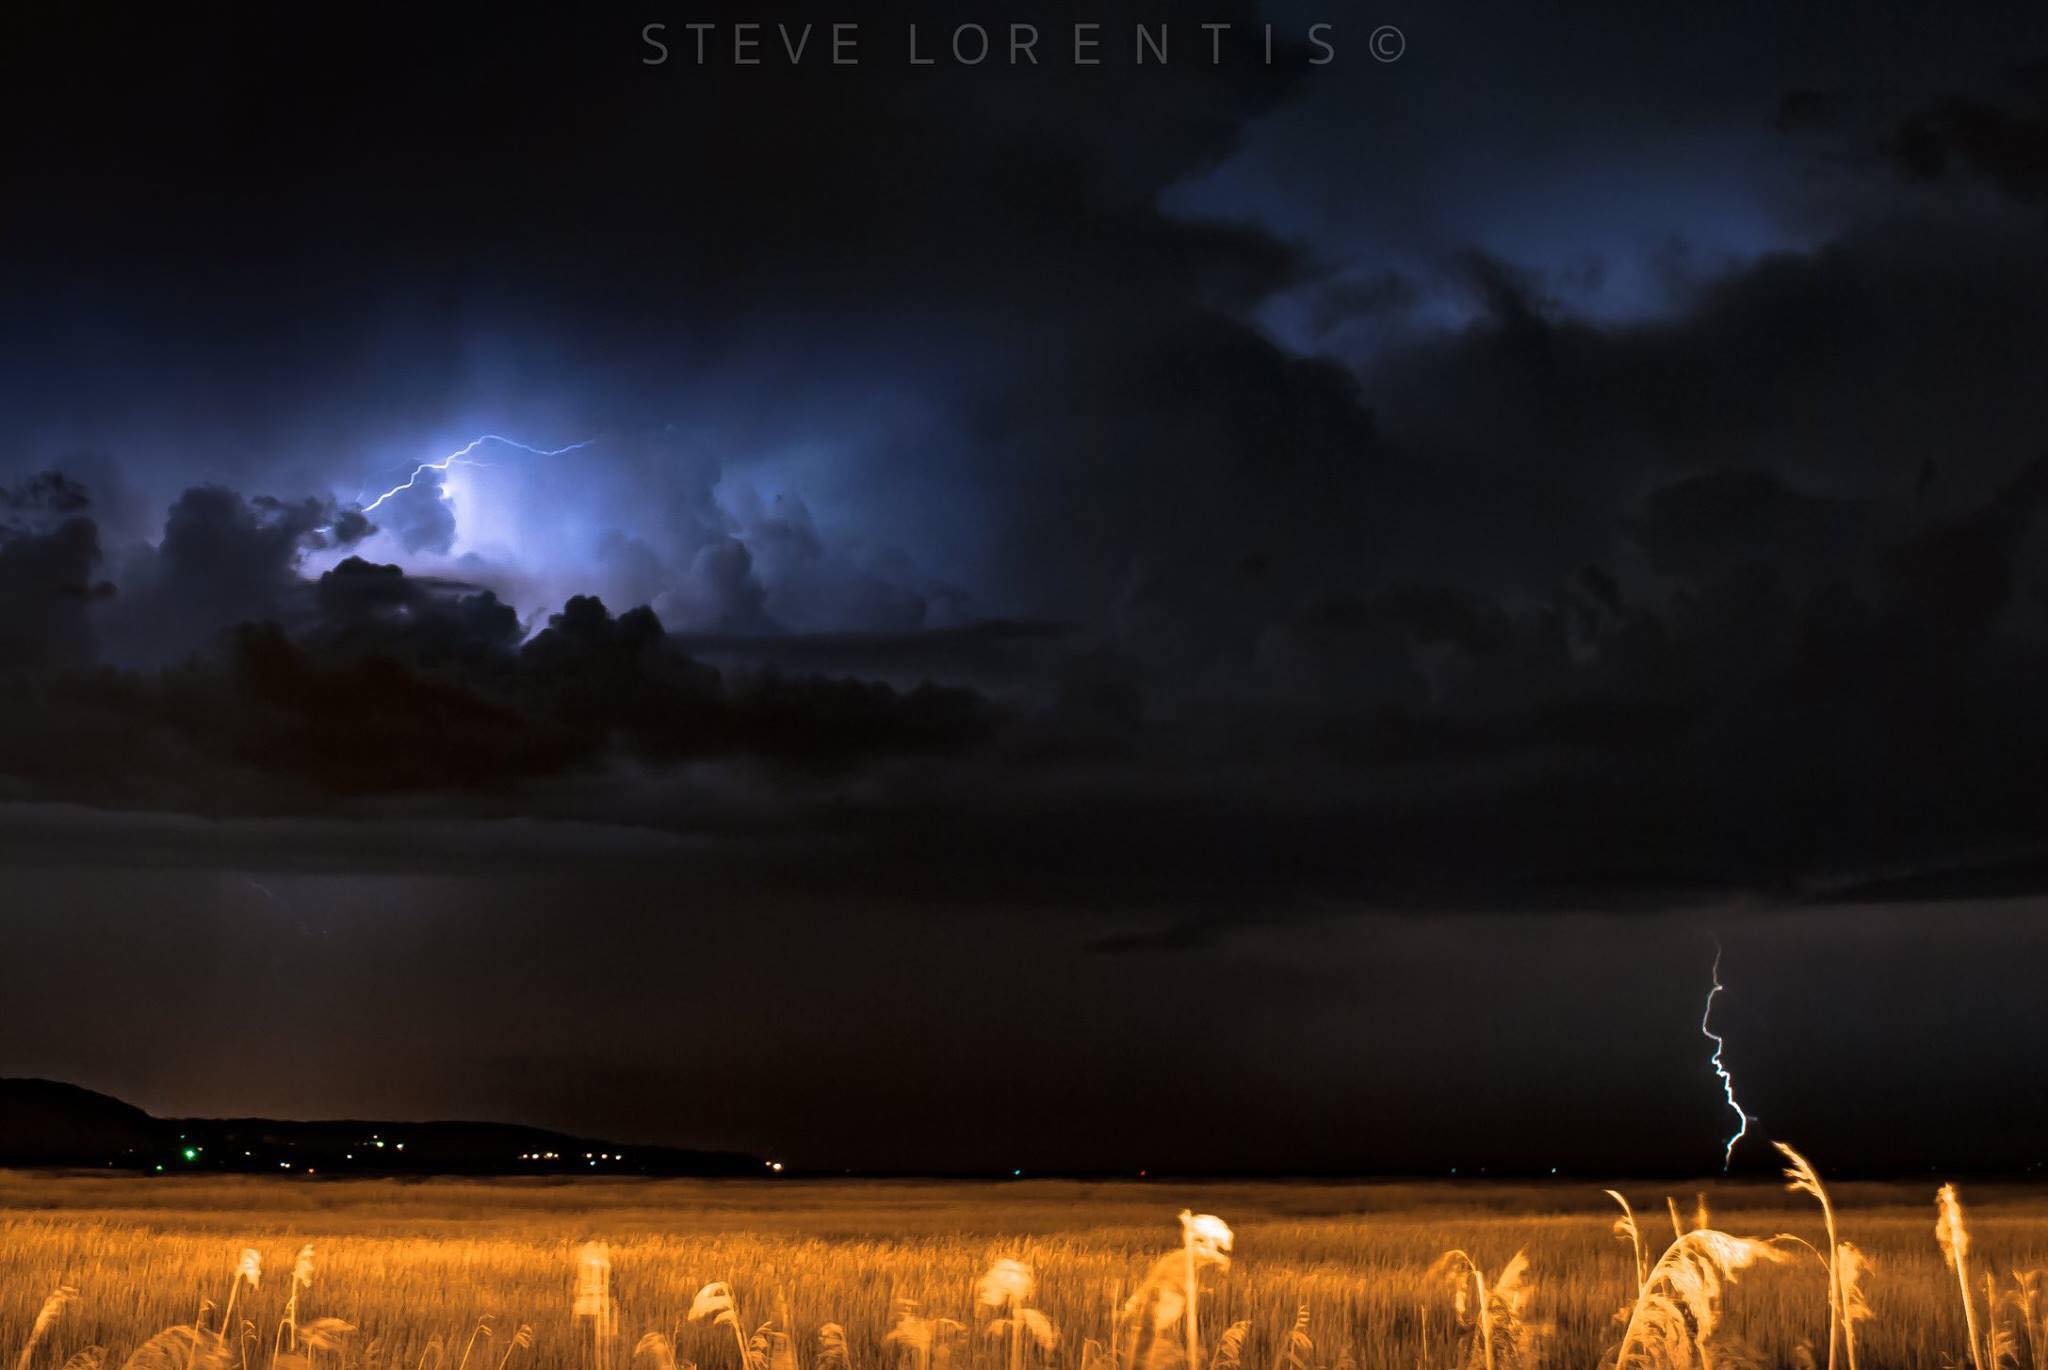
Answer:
[{"left": 5, "top": 1154, "right": 2048, "bottom": 1368}]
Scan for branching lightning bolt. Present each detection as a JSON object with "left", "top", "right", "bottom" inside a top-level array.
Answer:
[
  {"left": 357, "top": 434, "right": 594, "bottom": 513},
  {"left": 1702, "top": 936, "right": 1754, "bottom": 1169}
]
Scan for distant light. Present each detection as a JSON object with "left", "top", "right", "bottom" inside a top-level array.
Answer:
[
  {"left": 154, "top": 1164, "right": 164, "bottom": 1172},
  {"left": 182, "top": 1147, "right": 199, "bottom": 1161},
  {"left": 1013, "top": 1169, "right": 1022, "bottom": 1177},
  {"left": 374, "top": 1141, "right": 385, "bottom": 1149},
  {"left": 395, "top": 1143, "right": 404, "bottom": 1151}
]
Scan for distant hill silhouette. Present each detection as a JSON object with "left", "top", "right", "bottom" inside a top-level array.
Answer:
[
  {"left": 0, "top": 1078, "right": 765, "bottom": 1176},
  {"left": 0, "top": 1078, "right": 161, "bottom": 1162}
]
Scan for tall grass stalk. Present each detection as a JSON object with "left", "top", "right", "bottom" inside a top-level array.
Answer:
[
  {"left": 1606, "top": 1192, "right": 1648, "bottom": 1298},
  {"left": 688, "top": 1282, "right": 752, "bottom": 1370},
  {"left": 1611, "top": 1228, "right": 1786, "bottom": 1368},
  {"left": 1778, "top": 1143, "right": 1855, "bottom": 1370},
  {"left": 15, "top": 1287, "right": 77, "bottom": 1370},
  {"left": 1937, "top": 1184, "right": 1985, "bottom": 1370}
]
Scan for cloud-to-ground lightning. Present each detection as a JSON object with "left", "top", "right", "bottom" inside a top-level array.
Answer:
[
  {"left": 1701, "top": 936, "right": 1754, "bottom": 1169},
  {"left": 358, "top": 434, "right": 594, "bottom": 513}
]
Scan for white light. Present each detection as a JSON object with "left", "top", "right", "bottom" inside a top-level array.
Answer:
[
  {"left": 1702, "top": 937, "right": 1754, "bottom": 1169},
  {"left": 358, "top": 434, "right": 594, "bottom": 516}
]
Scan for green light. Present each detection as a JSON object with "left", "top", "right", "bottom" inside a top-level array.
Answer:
[{"left": 182, "top": 1147, "right": 199, "bottom": 1161}]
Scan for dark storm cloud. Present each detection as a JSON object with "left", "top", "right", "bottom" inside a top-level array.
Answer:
[
  {"left": 5, "top": 18, "right": 2048, "bottom": 929},
  {"left": 1888, "top": 64, "right": 2048, "bottom": 199},
  {"left": 0, "top": 473, "right": 110, "bottom": 672},
  {"left": 4, "top": 13, "right": 2048, "bottom": 917},
  {"left": 97, "top": 484, "right": 374, "bottom": 663},
  {"left": 674, "top": 620, "right": 1077, "bottom": 695},
  {"left": 0, "top": 540, "right": 993, "bottom": 815},
  {"left": 0, "top": 3, "right": 1327, "bottom": 645},
  {"left": 0, "top": 5, "right": 1368, "bottom": 916}
]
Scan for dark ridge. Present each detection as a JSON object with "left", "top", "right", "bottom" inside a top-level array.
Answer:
[{"left": 0, "top": 1078, "right": 766, "bottom": 1176}]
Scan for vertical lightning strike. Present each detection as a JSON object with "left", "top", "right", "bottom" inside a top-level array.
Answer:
[
  {"left": 358, "top": 434, "right": 594, "bottom": 513},
  {"left": 1701, "top": 936, "right": 1753, "bottom": 1169}
]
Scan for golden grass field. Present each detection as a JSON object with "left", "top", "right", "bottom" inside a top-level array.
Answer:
[{"left": 4, "top": 1167, "right": 2047, "bottom": 1369}]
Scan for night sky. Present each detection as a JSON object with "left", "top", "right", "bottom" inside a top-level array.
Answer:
[{"left": 5, "top": 3, "right": 2048, "bottom": 1175}]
